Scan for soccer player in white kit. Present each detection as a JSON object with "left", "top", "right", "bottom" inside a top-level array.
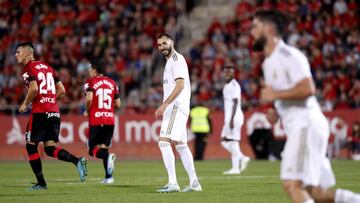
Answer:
[
  {"left": 251, "top": 10, "right": 360, "bottom": 203},
  {"left": 221, "top": 65, "right": 250, "bottom": 174},
  {"left": 155, "top": 33, "right": 202, "bottom": 193}
]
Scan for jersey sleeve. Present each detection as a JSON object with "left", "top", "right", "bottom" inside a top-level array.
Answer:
[
  {"left": 285, "top": 52, "right": 312, "bottom": 85},
  {"left": 53, "top": 69, "right": 60, "bottom": 83},
  {"left": 26, "top": 65, "right": 36, "bottom": 82},
  {"left": 172, "top": 60, "right": 187, "bottom": 81},
  {"left": 114, "top": 82, "right": 120, "bottom": 99},
  {"left": 84, "top": 79, "right": 93, "bottom": 93},
  {"left": 231, "top": 82, "right": 241, "bottom": 99}
]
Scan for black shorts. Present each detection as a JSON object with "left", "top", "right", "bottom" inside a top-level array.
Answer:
[
  {"left": 88, "top": 125, "right": 114, "bottom": 148},
  {"left": 26, "top": 113, "right": 61, "bottom": 143}
]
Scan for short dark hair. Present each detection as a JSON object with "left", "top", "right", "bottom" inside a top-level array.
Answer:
[
  {"left": 16, "top": 42, "right": 34, "bottom": 51},
  {"left": 254, "top": 9, "right": 289, "bottom": 36},
  {"left": 90, "top": 59, "right": 105, "bottom": 74},
  {"left": 224, "top": 65, "right": 235, "bottom": 70},
  {"left": 157, "top": 33, "right": 173, "bottom": 40}
]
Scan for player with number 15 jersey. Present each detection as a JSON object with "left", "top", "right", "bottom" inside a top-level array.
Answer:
[
  {"left": 84, "top": 74, "right": 120, "bottom": 126},
  {"left": 84, "top": 59, "right": 121, "bottom": 184}
]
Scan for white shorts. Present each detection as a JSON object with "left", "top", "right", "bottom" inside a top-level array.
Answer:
[
  {"left": 280, "top": 111, "right": 336, "bottom": 188},
  {"left": 159, "top": 104, "right": 188, "bottom": 143},
  {"left": 221, "top": 118, "right": 243, "bottom": 141}
]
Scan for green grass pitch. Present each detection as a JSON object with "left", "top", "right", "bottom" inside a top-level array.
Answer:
[{"left": 0, "top": 160, "right": 359, "bottom": 203}]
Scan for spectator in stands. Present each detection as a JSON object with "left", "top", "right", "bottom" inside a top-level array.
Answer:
[
  {"left": 329, "top": 116, "right": 349, "bottom": 159},
  {"left": 0, "top": 0, "right": 359, "bottom": 113},
  {"left": 350, "top": 121, "right": 360, "bottom": 160}
]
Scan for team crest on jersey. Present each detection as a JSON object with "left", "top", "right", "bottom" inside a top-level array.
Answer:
[
  {"left": 84, "top": 83, "right": 89, "bottom": 91},
  {"left": 172, "top": 53, "right": 178, "bottom": 61},
  {"left": 22, "top": 72, "right": 29, "bottom": 80}
]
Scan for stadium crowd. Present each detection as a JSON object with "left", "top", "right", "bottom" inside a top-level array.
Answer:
[{"left": 0, "top": 0, "right": 359, "bottom": 114}]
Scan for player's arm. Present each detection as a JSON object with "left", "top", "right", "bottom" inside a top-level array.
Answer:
[
  {"left": 229, "top": 98, "right": 238, "bottom": 129},
  {"left": 56, "top": 81, "right": 66, "bottom": 99},
  {"left": 114, "top": 84, "right": 121, "bottom": 109},
  {"left": 164, "top": 78, "right": 184, "bottom": 105},
  {"left": 266, "top": 108, "right": 279, "bottom": 124},
  {"left": 261, "top": 77, "right": 315, "bottom": 101},
  {"left": 114, "top": 98, "right": 121, "bottom": 109},
  {"left": 155, "top": 78, "right": 184, "bottom": 119},
  {"left": 19, "top": 81, "right": 38, "bottom": 113},
  {"left": 84, "top": 91, "right": 93, "bottom": 116}
]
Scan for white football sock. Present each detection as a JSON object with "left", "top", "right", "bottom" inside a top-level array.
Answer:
[
  {"left": 229, "top": 141, "right": 243, "bottom": 170},
  {"left": 176, "top": 144, "right": 198, "bottom": 184},
  {"left": 303, "top": 199, "right": 315, "bottom": 203},
  {"left": 158, "top": 141, "right": 177, "bottom": 185},
  {"left": 335, "top": 189, "right": 359, "bottom": 203},
  {"left": 229, "top": 141, "right": 244, "bottom": 159}
]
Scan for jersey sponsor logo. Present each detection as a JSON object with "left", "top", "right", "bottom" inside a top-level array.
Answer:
[
  {"left": 94, "top": 111, "right": 114, "bottom": 118},
  {"left": 279, "top": 48, "right": 291, "bottom": 56},
  {"left": 163, "top": 79, "right": 168, "bottom": 84},
  {"left": 40, "top": 97, "right": 56, "bottom": 104},
  {"left": 46, "top": 112, "right": 60, "bottom": 118}
]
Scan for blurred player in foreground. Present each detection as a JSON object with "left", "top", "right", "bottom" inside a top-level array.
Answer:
[{"left": 251, "top": 10, "right": 360, "bottom": 203}]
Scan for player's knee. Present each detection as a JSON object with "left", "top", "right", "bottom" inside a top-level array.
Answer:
[
  {"left": 26, "top": 143, "right": 38, "bottom": 154},
  {"left": 282, "top": 181, "right": 298, "bottom": 195},
  {"left": 307, "top": 187, "right": 329, "bottom": 202},
  {"left": 221, "top": 141, "right": 228, "bottom": 149},
  {"left": 158, "top": 141, "right": 171, "bottom": 148},
  {"left": 89, "top": 147, "right": 101, "bottom": 157},
  {"left": 88, "top": 148, "right": 94, "bottom": 157},
  {"left": 175, "top": 144, "right": 187, "bottom": 151},
  {"left": 44, "top": 146, "right": 56, "bottom": 157}
]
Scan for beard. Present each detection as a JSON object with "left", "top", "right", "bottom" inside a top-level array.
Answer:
[
  {"left": 161, "top": 47, "right": 172, "bottom": 57},
  {"left": 252, "top": 36, "right": 266, "bottom": 52}
]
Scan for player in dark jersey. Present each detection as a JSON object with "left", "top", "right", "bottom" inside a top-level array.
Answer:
[
  {"left": 84, "top": 59, "right": 121, "bottom": 184},
  {"left": 15, "top": 42, "right": 88, "bottom": 191}
]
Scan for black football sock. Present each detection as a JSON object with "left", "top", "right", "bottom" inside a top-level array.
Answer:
[
  {"left": 45, "top": 146, "right": 79, "bottom": 165},
  {"left": 95, "top": 148, "right": 111, "bottom": 178},
  {"left": 26, "top": 143, "right": 46, "bottom": 186}
]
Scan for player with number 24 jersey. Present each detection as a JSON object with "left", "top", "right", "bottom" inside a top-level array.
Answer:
[{"left": 22, "top": 61, "right": 59, "bottom": 113}]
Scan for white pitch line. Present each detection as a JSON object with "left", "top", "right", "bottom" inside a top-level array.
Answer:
[{"left": 3, "top": 175, "right": 277, "bottom": 185}]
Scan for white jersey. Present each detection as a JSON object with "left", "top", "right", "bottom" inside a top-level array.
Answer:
[
  {"left": 262, "top": 40, "right": 322, "bottom": 123},
  {"left": 163, "top": 51, "right": 191, "bottom": 115},
  {"left": 264, "top": 41, "right": 336, "bottom": 188},
  {"left": 223, "top": 79, "right": 243, "bottom": 123}
]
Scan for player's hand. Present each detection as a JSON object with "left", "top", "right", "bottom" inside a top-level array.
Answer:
[
  {"left": 229, "top": 119, "right": 234, "bottom": 129},
  {"left": 83, "top": 111, "right": 89, "bottom": 117},
  {"left": 155, "top": 103, "right": 168, "bottom": 119},
  {"left": 261, "top": 86, "right": 276, "bottom": 102},
  {"left": 266, "top": 108, "right": 279, "bottom": 124},
  {"left": 19, "top": 103, "right": 27, "bottom": 113}
]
